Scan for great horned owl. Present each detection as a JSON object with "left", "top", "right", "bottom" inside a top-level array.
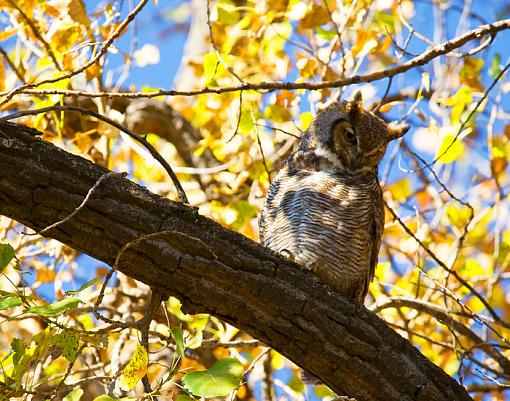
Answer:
[{"left": 259, "top": 92, "right": 409, "bottom": 302}]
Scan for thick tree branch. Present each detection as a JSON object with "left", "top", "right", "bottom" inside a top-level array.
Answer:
[{"left": 0, "top": 122, "right": 473, "bottom": 401}]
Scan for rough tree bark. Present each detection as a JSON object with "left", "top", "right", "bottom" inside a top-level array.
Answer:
[{"left": 0, "top": 121, "right": 473, "bottom": 401}]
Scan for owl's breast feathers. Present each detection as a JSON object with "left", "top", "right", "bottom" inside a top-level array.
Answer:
[{"left": 260, "top": 150, "right": 384, "bottom": 302}]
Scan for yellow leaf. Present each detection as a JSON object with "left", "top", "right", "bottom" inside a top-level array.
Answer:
[
  {"left": 300, "top": 112, "right": 313, "bottom": 131},
  {"left": 435, "top": 132, "right": 464, "bottom": 163},
  {"left": 48, "top": 21, "right": 80, "bottom": 53},
  {"left": 445, "top": 204, "right": 471, "bottom": 229},
  {"left": 85, "top": 63, "right": 101, "bottom": 83},
  {"left": 67, "top": 0, "right": 91, "bottom": 27},
  {"left": 271, "top": 351, "right": 286, "bottom": 370},
  {"left": 387, "top": 178, "right": 411, "bottom": 202},
  {"left": 119, "top": 343, "right": 148, "bottom": 390},
  {"left": 0, "top": 26, "right": 17, "bottom": 41}
]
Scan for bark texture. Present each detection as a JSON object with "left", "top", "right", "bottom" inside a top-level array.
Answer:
[{"left": 0, "top": 121, "right": 473, "bottom": 401}]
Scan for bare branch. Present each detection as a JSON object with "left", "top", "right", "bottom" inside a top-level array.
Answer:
[{"left": 2, "top": 19, "right": 507, "bottom": 100}]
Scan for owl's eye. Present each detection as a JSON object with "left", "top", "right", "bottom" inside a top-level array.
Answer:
[{"left": 344, "top": 128, "right": 356, "bottom": 144}]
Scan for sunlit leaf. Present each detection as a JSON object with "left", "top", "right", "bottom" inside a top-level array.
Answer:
[
  {"left": 314, "top": 384, "right": 335, "bottom": 398},
  {"left": 119, "top": 343, "right": 148, "bottom": 390},
  {"left": 203, "top": 52, "right": 222, "bottom": 84},
  {"left": 11, "top": 338, "right": 25, "bottom": 365},
  {"left": 0, "top": 243, "right": 15, "bottom": 271},
  {"left": 0, "top": 295, "right": 22, "bottom": 310},
  {"left": 65, "top": 277, "right": 100, "bottom": 295},
  {"left": 288, "top": 374, "right": 305, "bottom": 393},
  {"left": 52, "top": 331, "right": 80, "bottom": 362},
  {"left": 217, "top": 0, "right": 240, "bottom": 25},
  {"left": 92, "top": 396, "right": 121, "bottom": 401},
  {"left": 435, "top": 133, "right": 464, "bottom": 164},
  {"left": 170, "top": 325, "right": 185, "bottom": 359},
  {"left": 63, "top": 387, "right": 84, "bottom": 401},
  {"left": 176, "top": 395, "right": 195, "bottom": 401},
  {"left": 182, "top": 358, "right": 244, "bottom": 398},
  {"left": 271, "top": 351, "right": 285, "bottom": 369},
  {"left": 490, "top": 53, "right": 502, "bottom": 78},
  {"left": 25, "top": 297, "right": 81, "bottom": 316},
  {"left": 387, "top": 178, "right": 411, "bottom": 202},
  {"left": 239, "top": 109, "right": 254, "bottom": 135},
  {"left": 446, "top": 204, "right": 471, "bottom": 229}
]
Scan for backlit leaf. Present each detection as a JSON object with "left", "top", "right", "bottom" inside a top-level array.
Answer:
[
  {"left": 11, "top": 338, "right": 25, "bottom": 365},
  {"left": 182, "top": 357, "right": 244, "bottom": 397},
  {"left": 63, "top": 387, "right": 84, "bottom": 401},
  {"left": 0, "top": 295, "right": 22, "bottom": 310},
  {"left": 0, "top": 243, "right": 15, "bottom": 271},
  {"left": 92, "top": 396, "right": 121, "bottom": 401},
  {"left": 52, "top": 331, "right": 80, "bottom": 362},
  {"left": 119, "top": 343, "right": 148, "bottom": 390},
  {"left": 217, "top": 0, "right": 240, "bottom": 24},
  {"left": 436, "top": 133, "right": 464, "bottom": 164},
  {"left": 25, "top": 297, "right": 81, "bottom": 316},
  {"left": 65, "top": 277, "right": 100, "bottom": 295},
  {"left": 170, "top": 325, "right": 185, "bottom": 359}
]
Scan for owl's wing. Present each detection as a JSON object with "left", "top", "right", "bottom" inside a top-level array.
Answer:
[
  {"left": 368, "top": 192, "right": 385, "bottom": 286},
  {"left": 259, "top": 162, "right": 288, "bottom": 245}
]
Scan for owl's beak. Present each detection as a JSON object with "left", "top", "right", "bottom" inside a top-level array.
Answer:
[{"left": 387, "top": 121, "right": 410, "bottom": 141}]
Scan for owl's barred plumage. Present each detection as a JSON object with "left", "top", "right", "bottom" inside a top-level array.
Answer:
[{"left": 260, "top": 92, "right": 409, "bottom": 303}]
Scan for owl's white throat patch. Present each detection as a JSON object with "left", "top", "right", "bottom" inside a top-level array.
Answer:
[{"left": 314, "top": 146, "right": 343, "bottom": 168}]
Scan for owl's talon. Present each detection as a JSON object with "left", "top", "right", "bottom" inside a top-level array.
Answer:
[{"left": 280, "top": 249, "right": 295, "bottom": 261}]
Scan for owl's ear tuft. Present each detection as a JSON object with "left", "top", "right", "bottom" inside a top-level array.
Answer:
[
  {"left": 387, "top": 121, "right": 410, "bottom": 140},
  {"left": 346, "top": 91, "right": 363, "bottom": 116}
]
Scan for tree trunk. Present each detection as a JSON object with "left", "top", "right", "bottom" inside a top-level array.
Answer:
[{"left": 0, "top": 121, "right": 473, "bottom": 401}]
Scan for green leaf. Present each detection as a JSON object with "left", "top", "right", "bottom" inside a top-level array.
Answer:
[
  {"left": 203, "top": 52, "right": 224, "bottom": 84},
  {"left": 0, "top": 295, "right": 22, "bottom": 310},
  {"left": 170, "top": 325, "right": 185, "bottom": 359},
  {"left": 182, "top": 358, "right": 244, "bottom": 398},
  {"left": 25, "top": 297, "right": 81, "bottom": 316},
  {"left": 288, "top": 374, "right": 305, "bottom": 393},
  {"left": 52, "top": 331, "right": 80, "bottom": 362},
  {"left": 63, "top": 387, "right": 84, "bottom": 401},
  {"left": 314, "top": 384, "right": 335, "bottom": 398},
  {"left": 11, "top": 338, "right": 25, "bottom": 365},
  {"left": 176, "top": 395, "right": 195, "bottom": 401},
  {"left": 65, "top": 277, "right": 100, "bottom": 295},
  {"left": 0, "top": 243, "right": 15, "bottom": 271},
  {"left": 217, "top": 0, "right": 240, "bottom": 24},
  {"left": 316, "top": 27, "right": 337, "bottom": 40},
  {"left": 92, "top": 396, "right": 120, "bottom": 401},
  {"left": 239, "top": 109, "right": 254, "bottom": 135},
  {"left": 119, "top": 343, "right": 148, "bottom": 390},
  {"left": 490, "top": 53, "right": 502, "bottom": 78}
]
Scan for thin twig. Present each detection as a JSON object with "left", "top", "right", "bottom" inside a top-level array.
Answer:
[
  {"left": 206, "top": 0, "right": 244, "bottom": 83},
  {"left": 36, "top": 171, "right": 125, "bottom": 236}
]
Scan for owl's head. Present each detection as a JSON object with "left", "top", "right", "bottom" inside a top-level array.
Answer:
[{"left": 302, "top": 92, "right": 409, "bottom": 171}]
